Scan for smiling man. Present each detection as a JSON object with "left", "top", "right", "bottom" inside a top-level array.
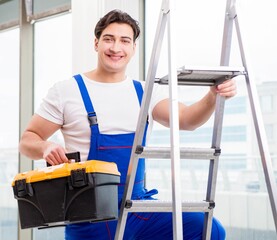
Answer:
[{"left": 19, "top": 9, "right": 236, "bottom": 239}]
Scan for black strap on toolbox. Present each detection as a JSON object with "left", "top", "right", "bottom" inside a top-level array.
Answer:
[
  {"left": 14, "top": 179, "right": 34, "bottom": 198},
  {"left": 69, "top": 168, "right": 88, "bottom": 189}
]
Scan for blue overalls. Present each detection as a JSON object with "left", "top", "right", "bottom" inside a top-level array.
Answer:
[{"left": 65, "top": 75, "right": 226, "bottom": 240}]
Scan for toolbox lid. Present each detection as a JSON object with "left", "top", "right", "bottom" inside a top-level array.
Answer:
[{"left": 12, "top": 160, "right": 120, "bottom": 185}]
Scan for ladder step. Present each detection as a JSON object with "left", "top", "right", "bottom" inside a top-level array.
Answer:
[
  {"left": 156, "top": 65, "right": 246, "bottom": 86},
  {"left": 136, "top": 146, "right": 220, "bottom": 159},
  {"left": 124, "top": 200, "right": 214, "bottom": 212}
]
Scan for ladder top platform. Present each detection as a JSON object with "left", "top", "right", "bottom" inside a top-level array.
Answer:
[{"left": 156, "top": 65, "right": 246, "bottom": 86}]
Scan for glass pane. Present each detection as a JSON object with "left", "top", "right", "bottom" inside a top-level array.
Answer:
[
  {"left": 0, "top": 0, "right": 19, "bottom": 25},
  {"left": 33, "top": 0, "right": 70, "bottom": 14},
  {"left": 0, "top": 27, "right": 19, "bottom": 240},
  {"left": 260, "top": 95, "right": 273, "bottom": 113},
  {"left": 145, "top": 0, "right": 277, "bottom": 239},
  {"left": 33, "top": 13, "right": 72, "bottom": 240}
]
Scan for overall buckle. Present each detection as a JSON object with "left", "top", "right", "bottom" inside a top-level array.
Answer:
[{"left": 88, "top": 112, "right": 98, "bottom": 126}]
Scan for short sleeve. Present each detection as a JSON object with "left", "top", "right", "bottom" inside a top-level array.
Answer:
[
  {"left": 36, "top": 82, "right": 64, "bottom": 125},
  {"left": 149, "top": 83, "right": 169, "bottom": 113}
]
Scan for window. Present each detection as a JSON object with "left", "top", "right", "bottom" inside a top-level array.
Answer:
[
  {"left": 33, "top": 13, "right": 72, "bottom": 109},
  {"left": 225, "top": 96, "right": 247, "bottom": 114},
  {"left": 260, "top": 95, "right": 273, "bottom": 113},
  {"left": 25, "top": 0, "right": 70, "bottom": 22},
  {"left": 265, "top": 124, "right": 274, "bottom": 141},
  {"left": 0, "top": 28, "right": 19, "bottom": 240},
  {"left": 0, "top": 0, "right": 19, "bottom": 30}
]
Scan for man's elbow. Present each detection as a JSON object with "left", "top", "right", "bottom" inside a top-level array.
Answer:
[
  {"left": 179, "top": 122, "right": 199, "bottom": 131},
  {"left": 18, "top": 134, "right": 28, "bottom": 156},
  {"left": 18, "top": 131, "right": 35, "bottom": 157}
]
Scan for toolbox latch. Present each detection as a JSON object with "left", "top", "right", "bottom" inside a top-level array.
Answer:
[
  {"left": 14, "top": 179, "right": 34, "bottom": 197},
  {"left": 70, "top": 168, "right": 87, "bottom": 188}
]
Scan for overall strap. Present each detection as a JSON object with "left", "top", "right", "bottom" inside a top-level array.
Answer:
[
  {"left": 132, "top": 80, "right": 143, "bottom": 106},
  {"left": 74, "top": 74, "right": 98, "bottom": 126},
  {"left": 73, "top": 74, "right": 99, "bottom": 159},
  {"left": 132, "top": 80, "right": 149, "bottom": 145}
]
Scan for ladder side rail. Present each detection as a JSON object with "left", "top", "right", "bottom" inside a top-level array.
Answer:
[
  {"left": 167, "top": 0, "right": 183, "bottom": 238},
  {"left": 203, "top": 156, "right": 220, "bottom": 240},
  {"left": 114, "top": 1, "right": 169, "bottom": 238},
  {"left": 203, "top": 96, "right": 226, "bottom": 240},
  {"left": 233, "top": 4, "right": 277, "bottom": 231},
  {"left": 220, "top": 0, "right": 236, "bottom": 66},
  {"left": 203, "top": 0, "right": 235, "bottom": 239}
]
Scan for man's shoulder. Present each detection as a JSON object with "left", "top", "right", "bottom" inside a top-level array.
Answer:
[{"left": 52, "top": 76, "right": 77, "bottom": 88}]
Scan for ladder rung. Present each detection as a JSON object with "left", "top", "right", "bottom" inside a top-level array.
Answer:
[
  {"left": 156, "top": 65, "right": 246, "bottom": 86},
  {"left": 137, "top": 146, "right": 220, "bottom": 159},
  {"left": 124, "top": 200, "right": 214, "bottom": 212}
]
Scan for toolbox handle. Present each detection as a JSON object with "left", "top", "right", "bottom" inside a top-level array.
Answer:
[
  {"left": 46, "top": 151, "right": 81, "bottom": 167},
  {"left": 65, "top": 152, "right": 81, "bottom": 162}
]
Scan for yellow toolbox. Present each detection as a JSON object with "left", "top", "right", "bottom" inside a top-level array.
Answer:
[{"left": 12, "top": 153, "right": 120, "bottom": 229}]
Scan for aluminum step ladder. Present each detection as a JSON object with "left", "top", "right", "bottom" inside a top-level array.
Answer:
[{"left": 115, "top": 0, "right": 277, "bottom": 239}]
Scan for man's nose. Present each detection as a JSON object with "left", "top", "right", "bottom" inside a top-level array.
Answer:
[{"left": 110, "top": 40, "right": 121, "bottom": 52}]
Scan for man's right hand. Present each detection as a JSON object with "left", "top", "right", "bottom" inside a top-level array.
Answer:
[{"left": 43, "top": 142, "right": 69, "bottom": 166}]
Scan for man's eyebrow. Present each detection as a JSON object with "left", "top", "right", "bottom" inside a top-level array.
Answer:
[
  {"left": 121, "top": 36, "right": 132, "bottom": 41},
  {"left": 102, "top": 34, "right": 114, "bottom": 38},
  {"left": 102, "top": 34, "right": 132, "bottom": 40}
]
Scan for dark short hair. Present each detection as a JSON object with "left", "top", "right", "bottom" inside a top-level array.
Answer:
[{"left": 94, "top": 9, "right": 140, "bottom": 42}]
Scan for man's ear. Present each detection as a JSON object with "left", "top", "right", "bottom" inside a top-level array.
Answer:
[
  {"left": 132, "top": 42, "right": 136, "bottom": 56},
  {"left": 94, "top": 38, "right": 99, "bottom": 52}
]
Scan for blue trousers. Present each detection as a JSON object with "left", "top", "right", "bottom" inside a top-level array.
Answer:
[{"left": 65, "top": 211, "right": 225, "bottom": 239}]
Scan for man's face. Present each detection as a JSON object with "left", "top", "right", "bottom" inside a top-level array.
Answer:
[{"left": 95, "top": 22, "right": 136, "bottom": 74}]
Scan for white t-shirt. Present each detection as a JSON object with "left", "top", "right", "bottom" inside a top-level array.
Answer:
[{"left": 37, "top": 74, "right": 168, "bottom": 160}]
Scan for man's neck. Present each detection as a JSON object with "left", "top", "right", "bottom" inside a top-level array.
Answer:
[{"left": 84, "top": 69, "right": 126, "bottom": 83}]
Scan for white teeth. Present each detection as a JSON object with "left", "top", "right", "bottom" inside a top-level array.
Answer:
[{"left": 110, "top": 56, "right": 122, "bottom": 60}]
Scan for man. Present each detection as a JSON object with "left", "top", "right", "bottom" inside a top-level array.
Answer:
[{"left": 19, "top": 9, "right": 236, "bottom": 239}]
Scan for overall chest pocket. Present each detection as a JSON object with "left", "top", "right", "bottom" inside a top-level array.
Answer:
[{"left": 97, "top": 133, "right": 134, "bottom": 165}]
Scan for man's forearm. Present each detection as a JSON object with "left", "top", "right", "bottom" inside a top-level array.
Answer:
[
  {"left": 19, "top": 131, "right": 49, "bottom": 160},
  {"left": 179, "top": 89, "right": 217, "bottom": 131}
]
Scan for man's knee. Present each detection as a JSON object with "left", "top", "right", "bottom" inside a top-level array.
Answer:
[{"left": 211, "top": 217, "right": 226, "bottom": 240}]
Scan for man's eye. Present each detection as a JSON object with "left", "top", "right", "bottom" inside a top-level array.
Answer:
[
  {"left": 104, "top": 37, "right": 113, "bottom": 42},
  {"left": 122, "top": 39, "right": 131, "bottom": 44}
]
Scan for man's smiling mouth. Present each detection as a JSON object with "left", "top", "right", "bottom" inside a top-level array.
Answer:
[{"left": 107, "top": 54, "right": 123, "bottom": 61}]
